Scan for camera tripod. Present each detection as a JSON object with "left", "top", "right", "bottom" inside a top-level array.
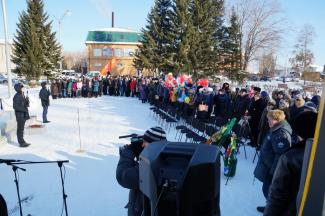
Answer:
[{"left": 236, "top": 117, "right": 260, "bottom": 162}]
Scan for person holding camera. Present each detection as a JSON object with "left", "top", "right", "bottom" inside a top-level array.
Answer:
[
  {"left": 116, "top": 127, "right": 167, "bottom": 216},
  {"left": 13, "top": 83, "right": 31, "bottom": 147}
]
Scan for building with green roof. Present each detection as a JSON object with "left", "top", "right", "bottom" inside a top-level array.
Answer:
[{"left": 85, "top": 28, "right": 141, "bottom": 75}]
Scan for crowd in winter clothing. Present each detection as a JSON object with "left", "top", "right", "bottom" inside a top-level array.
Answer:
[{"left": 109, "top": 75, "right": 321, "bottom": 216}]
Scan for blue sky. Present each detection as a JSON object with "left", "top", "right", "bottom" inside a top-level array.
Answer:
[{"left": 0, "top": 0, "right": 324, "bottom": 67}]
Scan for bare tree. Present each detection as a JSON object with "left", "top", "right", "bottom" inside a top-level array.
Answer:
[
  {"left": 234, "top": 0, "right": 284, "bottom": 71},
  {"left": 258, "top": 52, "right": 277, "bottom": 76},
  {"left": 289, "top": 24, "right": 315, "bottom": 74},
  {"left": 63, "top": 50, "right": 87, "bottom": 71}
]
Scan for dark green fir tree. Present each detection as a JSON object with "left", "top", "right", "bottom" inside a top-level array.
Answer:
[
  {"left": 151, "top": 0, "right": 175, "bottom": 74},
  {"left": 12, "top": 0, "right": 61, "bottom": 81},
  {"left": 170, "top": 0, "right": 193, "bottom": 76},
  {"left": 188, "top": 0, "right": 217, "bottom": 78},
  {"left": 223, "top": 8, "right": 244, "bottom": 82},
  {"left": 134, "top": 9, "right": 159, "bottom": 75}
]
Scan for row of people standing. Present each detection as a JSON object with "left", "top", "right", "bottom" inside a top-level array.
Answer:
[{"left": 50, "top": 78, "right": 102, "bottom": 99}]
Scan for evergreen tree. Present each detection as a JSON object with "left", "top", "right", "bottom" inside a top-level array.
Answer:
[
  {"left": 223, "top": 8, "right": 245, "bottom": 82},
  {"left": 12, "top": 0, "right": 61, "bottom": 80},
  {"left": 211, "top": 0, "right": 226, "bottom": 73},
  {"left": 134, "top": 8, "right": 159, "bottom": 75},
  {"left": 151, "top": 0, "right": 175, "bottom": 73},
  {"left": 170, "top": 0, "right": 193, "bottom": 76},
  {"left": 188, "top": 0, "right": 217, "bottom": 78}
]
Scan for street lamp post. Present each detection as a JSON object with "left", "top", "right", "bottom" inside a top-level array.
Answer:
[
  {"left": 1, "top": 0, "right": 13, "bottom": 98},
  {"left": 54, "top": 10, "right": 70, "bottom": 72}
]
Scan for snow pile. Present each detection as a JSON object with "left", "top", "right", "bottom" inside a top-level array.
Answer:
[{"left": 0, "top": 85, "right": 265, "bottom": 216}]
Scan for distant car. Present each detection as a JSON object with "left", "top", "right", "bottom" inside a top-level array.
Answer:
[
  {"left": 260, "top": 76, "right": 271, "bottom": 82},
  {"left": 84, "top": 71, "right": 101, "bottom": 79},
  {"left": 249, "top": 75, "right": 259, "bottom": 81},
  {"left": 0, "top": 74, "right": 19, "bottom": 84},
  {"left": 60, "top": 70, "right": 79, "bottom": 80},
  {"left": 0, "top": 74, "right": 7, "bottom": 83}
]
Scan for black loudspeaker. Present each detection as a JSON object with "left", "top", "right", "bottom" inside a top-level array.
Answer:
[{"left": 139, "top": 141, "right": 221, "bottom": 216}]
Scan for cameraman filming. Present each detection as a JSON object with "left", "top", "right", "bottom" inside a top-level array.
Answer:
[{"left": 116, "top": 127, "right": 167, "bottom": 216}]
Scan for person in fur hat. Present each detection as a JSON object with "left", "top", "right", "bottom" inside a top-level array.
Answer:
[{"left": 264, "top": 111, "right": 318, "bottom": 216}]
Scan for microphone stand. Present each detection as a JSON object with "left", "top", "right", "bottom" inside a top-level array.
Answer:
[
  {"left": 2, "top": 160, "right": 69, "bottom": 216},
  {"left": 12, "top": 164, "right": 25, "bottom": 216}
]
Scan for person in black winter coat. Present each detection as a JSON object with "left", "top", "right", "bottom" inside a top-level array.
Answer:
[
  {"left": 254, "top": 109, "right": 292, "bottom": 213},
  {"left": 39, "top": 82, "right": 51, "bottom": 123},
  {"left": 13, "top": 83, "right": 30, "bottom": 147},
  {"left": 214, "top": 88, "right": 232, "bottom": 124},
  {"left": 264, "top": 111, "right": 318, "bottom": 216},
  {"left": 232, "top": 89, "right": 250, "bottom": 120},
  {"left": 289, "top": 94, "right": 305, "bottom": 125},
  {"left": 248, "top": 92, "right": 267, "bottom": 147},
  {"left": 116, "top": 127, "right": 167, "bottom": 216}
]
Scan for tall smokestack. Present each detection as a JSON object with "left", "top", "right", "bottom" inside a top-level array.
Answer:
[{"left": 112, "top": 11, "right": 114, "bottom": 28}]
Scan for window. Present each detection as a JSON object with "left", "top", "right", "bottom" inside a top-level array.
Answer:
[
  {"left": 93, "top": 49, "right": 102, "bottom": 57},
  {"left": 124, "top": 48, "right": 134, "bottom": 57},
  {"left": 114, "top": 48, "right": 123, "bottom": 57},
  {"left": 94, "top": 63, "right": 102, "bottom": 67},
  {"left": 103, "top": 48, "right": 113, "bottom": 57}
]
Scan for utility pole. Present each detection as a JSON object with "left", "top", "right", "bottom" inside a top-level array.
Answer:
[
  {"left": 1, "top": 0, "right": 13, "bottom": 98},
  {"left": 54, "top": 10, "right": 70, "bottom": 72}
]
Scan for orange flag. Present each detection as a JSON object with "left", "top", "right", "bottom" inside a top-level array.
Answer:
[{"left": 101, "top": 57, "right": 116, "bottom": 76}]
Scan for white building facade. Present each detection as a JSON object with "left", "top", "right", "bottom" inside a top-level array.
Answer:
[{"left": 0, "top": 39, "right": 15, "bottom": 74}]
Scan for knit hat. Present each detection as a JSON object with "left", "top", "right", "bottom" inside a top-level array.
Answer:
[
  {"left": 293, "top": 111, "right": 318, "bottom": 140},
  {"left": 14, "top": 83, "right": 23, "bottom": 92},
  {"left": 261, "top": 91, "right": 268, "bottom": 98},
  {"left": 143, "top": 127, "right": 167, "bottom": 143}
]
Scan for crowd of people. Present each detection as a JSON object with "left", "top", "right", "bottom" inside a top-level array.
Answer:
[
  {"left": 49, "top": 76, "right": 150, "bottom": 100},
  {"left": 110, "top": 73, "right": 321, "bottom": 216},
  {"left": 9, "top": 72, "right": 321, "bottom": 216}
]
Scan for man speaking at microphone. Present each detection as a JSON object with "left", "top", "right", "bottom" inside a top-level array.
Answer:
[
  {"left": 116, "top": 127, "right": 167, "bottom": 216},
  {"left": 13, "top": 83, "right": 31, "bottom": 147}
]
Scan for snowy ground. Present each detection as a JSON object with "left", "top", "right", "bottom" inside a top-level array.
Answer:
[{"left": 0, "top": 84, "right": 265, "bottom": 216}]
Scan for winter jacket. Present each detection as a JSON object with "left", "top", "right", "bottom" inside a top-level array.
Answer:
[
  {"left": 39, "top": 87, "right": 51, "bottom": 107},
  {"left": 232, "top": 95, "right": 250, "bottom": 120},
  {"left": 289, "top": 105, "right": 305, "bottom": 125},
  {"left": 248, "top": 98, "right": 267, "bottom": 146},
  {"left": 93, "top": 81, "right": 99, "bottom": 92},
  {"left": 130, "top": 80, "right": 137, "bottom": 91},
  {"left": 214, "top": 93, "right": 231, "bottom": 119},
  {"left": 264, "top": 141, "right": 307, "bottom": 216},
  {"left": 116, "top": 146, "right": 143, "bottom": 216},
  {"left": 72, "top": 82, "right": 77, "bottom": 92},
  {"left": 13, "top": 91, "right": 29, "bottom": 121},
  {"left": 51, "top": 83, "right": 59, "bottom": 96},
  {"left": 254, "top": 120, "right": 292, "bottom": 183},
  {"left": 140, "top": 84, "right": 148, "bottom": 100}
]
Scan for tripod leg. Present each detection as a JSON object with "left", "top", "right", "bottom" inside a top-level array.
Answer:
[
  {"left": 58, "top": 163, "right": 69, "bottom": 216},
  {"left": 13, "top": 167, "right": 23, "bottom": 216}
]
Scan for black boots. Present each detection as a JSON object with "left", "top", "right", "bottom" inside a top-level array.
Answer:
[{"left": 19, "top": 142, "right": 30, "bottom": 147}]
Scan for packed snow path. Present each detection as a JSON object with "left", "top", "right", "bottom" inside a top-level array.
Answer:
[{"left": 0, "top": 89, "right": 264, "bottom": 216}]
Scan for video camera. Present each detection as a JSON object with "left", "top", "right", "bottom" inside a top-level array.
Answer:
[{"left": 119, "top": 133, "right": 144, "bottom": 145}]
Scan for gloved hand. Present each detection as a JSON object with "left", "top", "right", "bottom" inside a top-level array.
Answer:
[{"left": 127, "top": 141, "right": 144, "bottom": 158}]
